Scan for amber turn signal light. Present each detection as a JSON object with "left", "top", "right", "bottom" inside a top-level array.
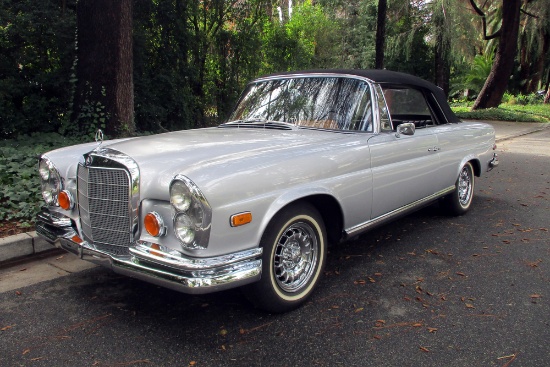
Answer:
[
  {"left": 230, "top": 212, "right": 252, "bottom": 227},
  {"left": 150, "top": 243, "right": 164, "bottom": 258},
  {"left": 144, "top": 212, "right": 165, "bottom": 237},
  {"left": 58, "top": 190, "right": 74, "bottom": 210}
]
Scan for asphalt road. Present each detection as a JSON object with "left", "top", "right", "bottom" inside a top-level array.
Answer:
[{"left": 1, "top": 130, "right": 549, "bottom": 367}]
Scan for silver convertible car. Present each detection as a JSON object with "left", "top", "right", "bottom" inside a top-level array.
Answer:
[{"left": 36, "top": 70, "right": 498, "bottom": 312}]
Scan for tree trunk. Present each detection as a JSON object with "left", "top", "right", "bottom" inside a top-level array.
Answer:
[
  {"left": 73, "top": 0, "right": 134, "bottom": 138},
  {"left": 545, "top": 68, "right": 550, "bottom": 103},
  {"left": 526, "top": 29, "right": 549, "bottom": 93},
  {"left": 518, "top": 34, "right": 532, "bottom": 95},
  {"left": 433, "top": 4, "right": 450, "bottom": 97},
  {"left": 434, "top": 45, "right": 450, "bottom": 97},
  {"left": 472, "top": 0, "right": 521, "bottom": 110},
  {"left": 375, "top": 0, "right": 387, "bottom": 69}
]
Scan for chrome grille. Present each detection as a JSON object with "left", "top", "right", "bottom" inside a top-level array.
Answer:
[{"left": 77, "top": 164, "right": 131, "bottom": 255}]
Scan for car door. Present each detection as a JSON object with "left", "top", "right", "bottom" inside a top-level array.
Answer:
[
  {"left": 367, "top": 130, "right": 439, "bottom": 219},
  {"left": 367, "top": 85, "right": 440, "bottom": 219}
]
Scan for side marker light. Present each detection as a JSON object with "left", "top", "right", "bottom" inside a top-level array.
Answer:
[{"left": 230, "top": 212, "right": 252, "bottom": 227}]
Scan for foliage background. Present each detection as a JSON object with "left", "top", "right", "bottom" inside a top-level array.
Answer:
[
  {"left": 1, "top": 0, "right": 549, "bottom": 232},
  {"left": 2, "top": 0, "right": 549, "bottom": 138}
]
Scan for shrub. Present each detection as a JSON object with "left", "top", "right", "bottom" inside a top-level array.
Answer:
[{"left": 0, "top": 133, "right": 83, "bottom": 227}]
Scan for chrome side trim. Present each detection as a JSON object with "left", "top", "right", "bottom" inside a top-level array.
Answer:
[{"left": 345, "top": 186, "right": 455, "bottom": 238}]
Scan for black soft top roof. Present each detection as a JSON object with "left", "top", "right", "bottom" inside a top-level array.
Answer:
[{"left": 259, "top": 69, "right": 460, "bottom": 124}]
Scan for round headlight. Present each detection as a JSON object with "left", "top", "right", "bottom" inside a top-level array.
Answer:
[
  {"left": 39, "top": 160, "right": 50, "bottom": 180},
  {"left": 170, "top": 175, "right": 212, "bottom": 249},
  {"left": 170, "top": 181, "right": 192, "bottom": 212},
  {"left": 42, "top": 188, "right": 54, "bottom": 205},
  {"left": 39, "top": 158, "right": 62, "bottom": 206},
  {"left": 174, "top": 213, "right": 195, "bottom": 244}
]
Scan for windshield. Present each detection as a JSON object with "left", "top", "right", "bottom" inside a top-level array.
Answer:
[{"left": 228, "top": 77, "right": 373, "bottom": 132}]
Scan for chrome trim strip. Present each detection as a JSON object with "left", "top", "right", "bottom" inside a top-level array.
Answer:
[
  {"left": 131, "top": 242, "right": 262, "bottom": 271},
  {"left": 253, "top": 72, "right": 377, "bottom": 85},
  {"left": 345, "top": 186, "right": 455, "bottom": 237}
]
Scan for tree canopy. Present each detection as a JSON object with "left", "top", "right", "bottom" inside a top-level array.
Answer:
[{"left": 1, "top": 0, "right": 549, "bottom": 138}]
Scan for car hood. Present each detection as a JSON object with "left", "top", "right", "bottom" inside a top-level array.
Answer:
[{"left": 104, "top": 127, "right": 368, "bottom": 200}]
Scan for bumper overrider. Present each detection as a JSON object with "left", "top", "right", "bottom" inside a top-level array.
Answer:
[
  {"left": 36, "top": 208, "right": 262, "bottom": 294},
  {"left": 488, "top": 152, "right": 499, "bottom": 171}
]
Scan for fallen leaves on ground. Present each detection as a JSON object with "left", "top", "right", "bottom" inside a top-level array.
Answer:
[
  {"left": 108, "top": 359, "right": 151, "bottom": 366},
  {"left": 526, "top": 259, "right": 542, "bottom": 268}
]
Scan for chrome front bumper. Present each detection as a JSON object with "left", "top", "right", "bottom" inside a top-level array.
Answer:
[
  {"left": 488, "top": 152, "right": 499, "bottom": 171},
  {"left": 36, "top": 208, "right": 262, "bottom": 294}
]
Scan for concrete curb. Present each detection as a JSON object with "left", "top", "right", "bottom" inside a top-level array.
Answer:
[
  {"left": 1, "top": 121, "right": 548, "bottom": 267},
  {"left": 487, "top": 120, "right": 550, "bottom": 142},
  {"left": 0, "top": 231, "right": 59, "bottom": 266}
]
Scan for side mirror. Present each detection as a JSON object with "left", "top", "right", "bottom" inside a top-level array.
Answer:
[{"left": 395, "top": 122, "right": 415, "bottom": 138}]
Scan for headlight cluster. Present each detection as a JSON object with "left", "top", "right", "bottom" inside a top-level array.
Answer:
[
  {"left": 170, "top": 175, "right": 212, "bottom": 249},
  {"left": 39, "top": 158, "right": 62, "bottom": 206}
]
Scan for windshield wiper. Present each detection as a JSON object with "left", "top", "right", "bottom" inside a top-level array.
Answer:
[
  {"left": 224, "top": 119, "right": 295, "bottom": 126},
  {"left": 220, "top": 119, "right": 295, "bottom": 130}
]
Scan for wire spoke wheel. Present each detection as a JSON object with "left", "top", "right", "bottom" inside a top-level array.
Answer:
[
  {"left": 457, "top": 165, "right": 473, "bottom": 206},
  {"left": 244, "top": 203, "right": 327, "bottom": 313},
  {"left": 442, "top": 162, "right": 475, "bottom": 216},
  {"left": 273, "top": 222, "right": 318, "bottom": 293}
]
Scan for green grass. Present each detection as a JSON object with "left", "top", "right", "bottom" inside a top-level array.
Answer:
[{"left": 452, "top": 103, "right": 550, "bottom": 122}]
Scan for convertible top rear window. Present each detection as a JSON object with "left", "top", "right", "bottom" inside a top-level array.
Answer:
[
  {"left": 229, "top": 77, "right": 373, "bottom": 132},
  {"left": 382, "top": 86, "right": 438, "bottom": 130}
]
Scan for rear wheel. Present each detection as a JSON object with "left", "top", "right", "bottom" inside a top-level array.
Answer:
[
  {"left": 244, "top": 203, "right": 327, "bottom": 313},
  {"left": 442, "top": 162, "right": 475, "bottom": 216}
]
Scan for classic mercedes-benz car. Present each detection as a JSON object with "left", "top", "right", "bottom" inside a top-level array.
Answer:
[{"left": 36, "top": 70, "right": 498, "bottom": 312}]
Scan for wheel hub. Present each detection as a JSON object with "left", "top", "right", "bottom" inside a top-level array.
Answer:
[{"left": 282, "top": 241, "right": 302, "bottom": 264}]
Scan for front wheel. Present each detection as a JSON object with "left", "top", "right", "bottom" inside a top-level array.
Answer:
[
  {"left": 442, "top": 162, "right": 475, "bottom": 216},
  {"left": 244, "top": 203, "right": 327, "bottom": 313}
]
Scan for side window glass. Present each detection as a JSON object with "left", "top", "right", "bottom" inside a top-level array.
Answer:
[
  {"left": 347, "top": 83, "right": 373, "bottom": 132},
  {"left": 382, "top": 87, "right": 435, "bottom": 130},
  {"left": 375, "top": 84, "right": 392, "bottom": 131}
]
